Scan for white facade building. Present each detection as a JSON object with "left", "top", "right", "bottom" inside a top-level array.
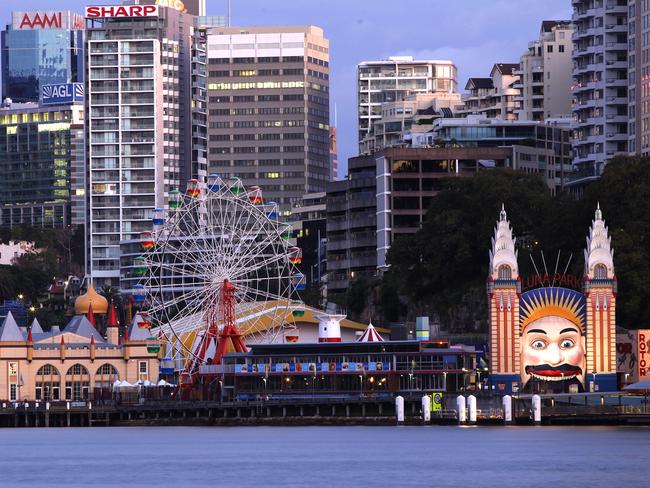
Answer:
[
  {"left": 85, "top": 5, "right": 206, "bottom": 288},
  {"left": 0, "top": 240, "right": 38, "bottom": 265},
  {"left": 357, "top": 56, "right": 458, "bottom": 154},
  {"left": 514, "top": 21, "right": 574, "bottom": 121},
  {"left": 571, "top": 0, "right": 628, "bottom": 188},
  {"left": 457, "top": 63, "right": 520, "bottom": 120}
]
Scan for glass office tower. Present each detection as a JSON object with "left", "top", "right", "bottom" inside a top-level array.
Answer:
[{"left": 1, "top": 11, "right": 84, "bottom": 102}]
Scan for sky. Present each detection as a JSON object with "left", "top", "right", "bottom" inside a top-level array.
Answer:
[{"left": 1, "top": 0, "right": 573, "bottom": 176}]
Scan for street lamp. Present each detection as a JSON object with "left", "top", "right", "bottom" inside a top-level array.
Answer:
[
  {"left": 442, "top": 371, "right": 447, "bottom": 392},
  {"left": 359, "top": 374, "right": 364, "bottom": 397},
  {"left": 262, "top": 377, "right": 267, "bottom": 400}
]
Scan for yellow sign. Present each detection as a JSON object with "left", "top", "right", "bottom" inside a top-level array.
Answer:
[{"left": 431, "top": 392, "right": 443, "bottom": 412}]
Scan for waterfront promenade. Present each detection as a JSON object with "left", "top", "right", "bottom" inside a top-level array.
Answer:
[{"left": 2, "top": 392, "right": 649, "bottom": 427}]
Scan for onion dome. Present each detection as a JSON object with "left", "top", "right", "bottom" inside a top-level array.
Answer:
[{"left": 74, "top": 281, "right": 109, "bottom": 315}]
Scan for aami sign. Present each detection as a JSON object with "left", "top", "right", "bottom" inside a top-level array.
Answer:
[
  {"left": 41, "top": 83, "right": 84, "bottom": 105},
  {"left": 12, "top": 11, "right": 85, "bottom": 30},
  {"left": 85, "top": 5, "right": 159, "bottom": 18}
]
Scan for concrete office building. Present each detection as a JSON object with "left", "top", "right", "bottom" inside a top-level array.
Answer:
[
  {"left": 326, "top": 155, "right": 377, "bottom": 296},
  {"left": 571, "top": 0, "right": 628, "bottom": 187},
  {"left": 514, "top": 21, "right": 574, "bottom": 121},
  {"left": 1, "top": 10, "right": 85, "bottom": 103},
  {"left": 0, "top": 100, "right": 85, "bottom": 228},
  {"left": 85, "top": 3, "right": 206, "bottom": 288},
  {"left": 205, "top": 26, "right": 330, "bottom": 215},
  {"left": 357, "top": 57, "right": 458, "bottom": 154}
]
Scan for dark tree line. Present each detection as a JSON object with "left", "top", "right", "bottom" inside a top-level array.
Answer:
[{"left": 337, "top": 156, "right": 650, "bottom": 332}]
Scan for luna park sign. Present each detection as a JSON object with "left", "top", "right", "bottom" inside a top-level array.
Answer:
[{"left": 522, "top": 273, "right": 581, "bottom": 291}]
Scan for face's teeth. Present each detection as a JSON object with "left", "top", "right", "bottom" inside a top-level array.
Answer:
[{"left": 530, "top": 372, "right": 577, "bottom": 382}]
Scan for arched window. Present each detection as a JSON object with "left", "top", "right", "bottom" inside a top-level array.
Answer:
[
  {"left": 498, "top": 265, "right": 512, "bottom": 280},
  {"left": 594, "top": 264, "right": 607, "bottom": 279},
  {"left": 65, "top": 364, "right": 90, "bottom": 401},
  {"left": 95, "top": 363, "right": 119, "bottom": 390},
  {"left": 35, "top": 364, "right": 60, "bottom": 401}
]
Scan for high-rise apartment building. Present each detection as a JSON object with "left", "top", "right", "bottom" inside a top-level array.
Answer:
[
  {"left": 571, "top": 0, "right": 628, "bottom": 187},
  {"left": 1, "top": 10, "right": 85, "bottom": 103},
  {"left": 457, "top": 63, "right": 520, "bottom": 120},
  {"left": 0, "top": 99, "right": 85, "bottom": 228},
  {"left": 205, "top": 26, "right": 330, "bottom": 213},
  {"left": 85, "top": 3, "right": 206, "bottom": 288},
  {"left": 357, "top": 56, "right": 458, "bottom": 154},
  {"left": 514, "top": 21, "right": 574, "bottom": 121}
]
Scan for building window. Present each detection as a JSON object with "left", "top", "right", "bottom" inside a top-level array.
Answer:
[
  {"left": 139, "top": 361, "right": 148, "bottom": 381},
  {"left": 36, "top": 364, "right": 61, "bottom": 401},
  {"left": 594, "top": 264, "right": 607, "bottom": 279},
  {"left": 498, "top": 265, "right": 512, "bottom": 280},
  {"left": 547, "top": 45, "right": 553, "bottom": 53},
  {"left": 559, "top": 45, "right": 565, "bottom": 53}
]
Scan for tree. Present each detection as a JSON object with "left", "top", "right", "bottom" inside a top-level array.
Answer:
[{"left": 385, "top": 169, "right": 552, "bottom": 331}]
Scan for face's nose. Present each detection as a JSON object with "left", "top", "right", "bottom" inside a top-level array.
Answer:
[{"left": 545, "top": 343, "right": 563, "bottom": 366}]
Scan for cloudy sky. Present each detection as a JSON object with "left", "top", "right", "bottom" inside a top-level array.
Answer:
[{"left": 1, "top": 0, "right": 572, "bottom": 175}]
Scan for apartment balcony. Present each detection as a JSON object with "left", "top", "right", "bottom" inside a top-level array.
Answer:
[
  {"left": 574, "top": 62, "right": 600, "bottom": 76},
  {"left": 605, "top": 41, "right": 627, "bottom": 51},
  {"left": 574, "top": 97, "right": 602, "bottom": 110},
  {"left": 604, "top": 3, "right": 627, "bottom": 13},
  {"left": 605, "top": 77, "right": 627, "bottom": 87},
  {"left": 605, "top": 96, "right": 627, "bottom": 105},
  {"left": 605, "top": 132, "right": 627, "bottom": 141},
  {"left": 605, "top": 59, "right": 627, "bottom": 70},
  {"left": 605, "top": 114, "right": 628, "bottom": 123},
  {"left": 572, "top": 26, "right": 600, "bottom": 40},
  {"left": 605, "top": 23, "right": 626, "bottom": 33}
]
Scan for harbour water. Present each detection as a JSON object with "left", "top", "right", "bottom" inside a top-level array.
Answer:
[{"left": 1, "top": 425, "right": 648, "bottom": 487}]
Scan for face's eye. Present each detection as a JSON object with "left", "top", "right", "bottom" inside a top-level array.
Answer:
[
  {"left": 530, "top": 339, "right": 546, "bottom": 350},
  {"left": 560, "top": 338, "right": 575, "bottom": 349}
]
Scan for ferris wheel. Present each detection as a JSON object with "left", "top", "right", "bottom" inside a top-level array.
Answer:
[{"left": 133, "top": 175, "right": 305, "bottom": 373}]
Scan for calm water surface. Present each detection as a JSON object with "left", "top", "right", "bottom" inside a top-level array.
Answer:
[{"left": 0, "top": 425, "right": 647, "bottom": 487}]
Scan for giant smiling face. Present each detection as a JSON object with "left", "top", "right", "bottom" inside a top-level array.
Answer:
[{"left": 520, "top": 315, "right": 586, "bottom": 391}]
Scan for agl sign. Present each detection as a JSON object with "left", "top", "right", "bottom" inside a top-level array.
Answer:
[{"left": 85, "top": 5, "right": 159, "bottom": 18}]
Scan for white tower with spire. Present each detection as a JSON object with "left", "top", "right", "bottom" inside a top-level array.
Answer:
[
  {"left": 487, "top": 205, "right": 521, "bottom": 384},
  {"left": 583, "top": 204, "right": 617, "bottom": 384}
]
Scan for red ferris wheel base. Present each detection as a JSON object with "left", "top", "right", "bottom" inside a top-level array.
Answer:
[{"left": 183, "top": 279, "right": 247, "bottom": 387}]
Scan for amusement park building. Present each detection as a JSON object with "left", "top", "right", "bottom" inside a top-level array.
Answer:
[
  {"left": 85, "top": 3, "right": 208, "bottom": 288},
  {"left": 205, "top": 25, "right": 331, "bottom": 213},
  {"left": 220, "top": 340, "right": 478, "bottom": 401},
  {"left": 0, "top": 308, "right": 160, "bottom": 403}
]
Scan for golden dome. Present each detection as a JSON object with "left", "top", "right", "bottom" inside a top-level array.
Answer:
[{"left": 74, "top": 282, "right": 109, "bottom": 314}]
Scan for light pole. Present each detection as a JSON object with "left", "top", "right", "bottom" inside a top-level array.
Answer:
[
  {"left": 262, "top": 377, "right": 267, "bottom": 400},
  {"left": 443, "top": 371, "right": 447, "bottom": 392},
  {"left": 359, "top": 374, "right": 364, "bottom": 397}
]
